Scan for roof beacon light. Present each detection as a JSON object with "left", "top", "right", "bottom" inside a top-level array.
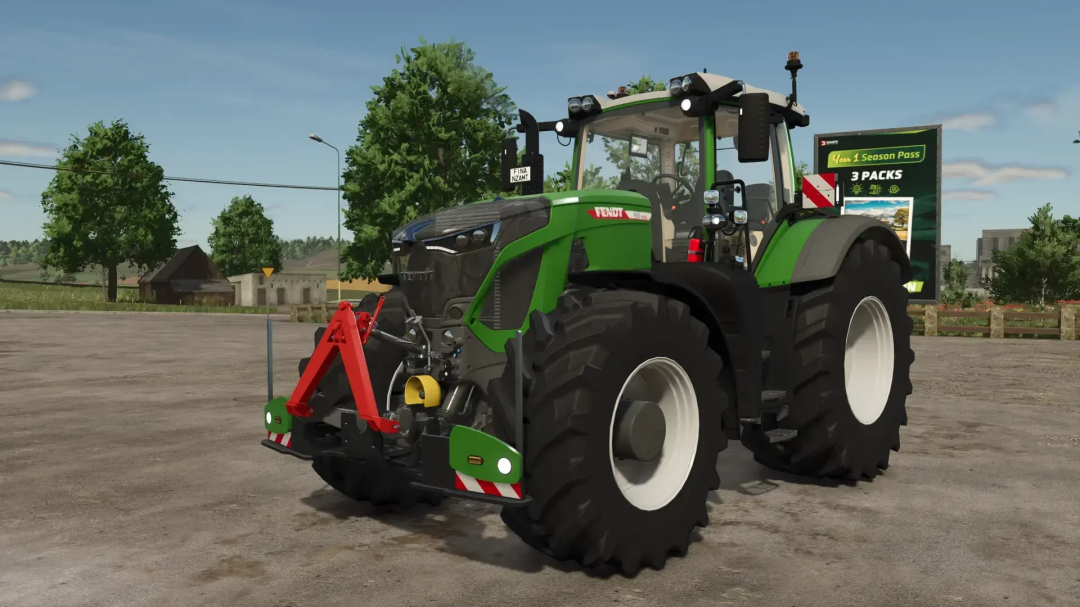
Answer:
[{"left": 616, "top": 86, "right": 629, "bottom": 98}]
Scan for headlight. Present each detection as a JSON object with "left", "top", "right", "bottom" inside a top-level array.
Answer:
[
  {"left": 471, "top": 229, "right": 487, "bottom": 243},
  {"left": 265, "top": 411, "right": 272, "bottom": 425},
  {"left": 682, "top": 76, "right": 692, "bottom": 90},
  {"left": 455, "top": 234, "right": 469, "bottom": 248},
  {"left": 668, "top": 78, "right": 683, "bottom": 96},
  {"left": 497, "top": 457, "right": 512, "bottom": 475},
  {"left": 680, "top": 98, "right": 692, "bottom": 112},
  {"left": 580, "top": 96, "right": 595, "bottom": 112},
  {"left": 555, "top": 120, "right": 565, "bottom": 133},
  {"left": 568, "top": 97, "right": 582, "bottom": 113}
]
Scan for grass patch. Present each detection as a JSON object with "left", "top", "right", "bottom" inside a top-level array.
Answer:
[{"left": 0, "top": 282, "right": 272, "bottom": 314}]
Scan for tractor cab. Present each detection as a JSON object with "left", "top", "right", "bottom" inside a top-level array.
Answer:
[{"left": 502, "top": 59, "right": 810, "bottom": 269}]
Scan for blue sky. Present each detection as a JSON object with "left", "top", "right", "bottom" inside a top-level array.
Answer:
[{"left": 1, "top": 0, "right": 1077, "bottom": 261}]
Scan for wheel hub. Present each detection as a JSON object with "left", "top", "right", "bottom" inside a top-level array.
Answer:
[
  {"left": 844, "top": 296, "right": 895, "bottom": 425},
  {"left": 612, "top": 399, "right": 666, "bottom": 462}
]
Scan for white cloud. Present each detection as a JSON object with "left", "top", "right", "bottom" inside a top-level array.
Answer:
[
  {"left": 939, "top": 112, "right": 997, "bottom": 131},
  {"left": 0, "top": 141, "right": 57, "bottom": 157},
  {"left": 943, "top": 190, "right": 998, "bottom": 201},
  {"left": 0, "top": 190, "right": 14, "bottom": 200},
  {"left": 943, "top": 161, "right": 1069, "bottom": 186},
  {"left": 0, "top": 79, "right": 35, "bottom": 101},
  {"left": 1023, "top": 102, "right": 1055, "bottom": 118}
]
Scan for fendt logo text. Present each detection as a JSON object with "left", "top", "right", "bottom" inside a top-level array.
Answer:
[{"left": 588, "top": 207, "right": 651, "bottom": 221}]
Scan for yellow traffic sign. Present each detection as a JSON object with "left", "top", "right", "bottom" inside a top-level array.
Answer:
[{"left": 262, "top": 267, "right": 274, "bottom": 278}]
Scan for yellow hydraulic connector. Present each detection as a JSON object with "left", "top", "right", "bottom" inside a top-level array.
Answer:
[{"left": 404, "top": 375, "right": 442, "bottom": 408}]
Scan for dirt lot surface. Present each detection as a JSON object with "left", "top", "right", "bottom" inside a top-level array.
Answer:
[{"left": 2, "top": 310, "right": 1078, "bottom": 607}]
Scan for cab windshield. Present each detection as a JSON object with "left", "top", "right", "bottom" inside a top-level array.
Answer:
[{"left": 575, "top": 103, "right": 702, "bottom": 202}]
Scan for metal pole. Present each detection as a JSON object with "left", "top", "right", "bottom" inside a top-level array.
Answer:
[
  {"left": 336, "top": 146, "right": 342, "bottom": 305},
  {"left": 267, "top": 314, "right": 274, "bottom": 401}
]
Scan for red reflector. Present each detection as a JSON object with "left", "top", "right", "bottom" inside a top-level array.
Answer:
[{"left": 687, "top": 238, "right": 703, "bottom": 263}]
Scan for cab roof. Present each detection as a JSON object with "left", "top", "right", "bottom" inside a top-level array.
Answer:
[{"left": 588, "top": 72, "right": 806, "bottom": 118}]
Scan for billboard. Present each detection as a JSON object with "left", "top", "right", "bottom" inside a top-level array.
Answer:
[{"left": 814, "top": 126, "right": 942, "bottom": 304}]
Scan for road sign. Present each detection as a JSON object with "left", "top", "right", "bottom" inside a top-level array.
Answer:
[{"left": 262, "top": 267, "right": 274, "bottom": 278}]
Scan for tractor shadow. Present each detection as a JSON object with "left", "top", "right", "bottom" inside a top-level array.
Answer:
[
  {"left": 302, "top": 483, "right": 626, "bottom": 574},
  {"left": 301, "top": 487, "right": 637, "bottom": 578},
  {"left": 712, "top": 444, "right": 858, "bottom": 502}
]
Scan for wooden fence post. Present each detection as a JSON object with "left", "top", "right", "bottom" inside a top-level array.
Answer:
[
  {"left": 290, "top": 305, "right": 297, "bottom": 322},
  {"left": 990, "top": 306, "right": 1004, "bottom": 338},
  {"left": 1061, "top": 307, "right": 1076, "bottom": 340},
  {"left": 923, "top": 307, "right": 938, "bottom": 336},
  {"left": 321, "top": 303, "right": 329, "bottom": 323}
]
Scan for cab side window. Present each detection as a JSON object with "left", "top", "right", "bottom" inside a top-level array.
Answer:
[{"left": 714, "top": 106, "right": 778, "bottom": 226}]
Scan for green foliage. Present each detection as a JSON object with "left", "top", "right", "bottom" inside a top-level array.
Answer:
[
  {"left": 624, "top": 76, "right": 667, "bottom": 95},
  {"left": 986, "top": 204, "right": 1080, "bottom": 305},
  {"left": 543, "top": 161, "right": 618, "bottom": 192},
  {"left": 0, "top": 281, "right": 269, "bottom": 313},
  {"left": 341, "top": 39, "right": 516, "bottom": 280},
  {"left": 0, "top": 239, "right": 50, "bottom": 266},
  {"left": 40, "top": 119, "right": 179, "bottom": 301},
  {"left": 208, "top": 195, "right": 283, "bottom": 276},
  {"left": 1074, "top": 130, "right": 1079, "bottom": 144},
  {"left": 795, "top": 162, "right": 810, "bottom": 187},
  {"left": 940, "top": 259, "right": 978, "bottom": 307},
  {"left": 278, "top": 236, "right": 337, "bottom": 260}
]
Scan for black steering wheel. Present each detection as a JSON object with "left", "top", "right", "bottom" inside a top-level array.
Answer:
[{"left": 651, "top": 173, "right": 694, "bottom": 204}]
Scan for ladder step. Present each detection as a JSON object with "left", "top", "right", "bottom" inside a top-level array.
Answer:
[
  {"left": 765, "top": 428, "right": 798, "bottom": 443},
  {"left": 761, "top": 390, "right": 786, "bottom": 402},
  {"left": 761, "top": 350, "right": 771, "bottom": 360}
]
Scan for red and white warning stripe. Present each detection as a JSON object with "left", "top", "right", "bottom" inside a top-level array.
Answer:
[
  {"left": 588, "top": 207, "right": 651, "bottom": 221},
  {"left": 802, "top": 173, "right": 837, "bottom": 208},
  {"left": 454, "top": 471, "right": 523, "bottom": 500},
  {"left": 268, "top": 431, "right": 292, "bottom": 449}
]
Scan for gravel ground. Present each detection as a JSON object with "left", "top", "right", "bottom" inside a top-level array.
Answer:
[{"left": 1, "top": 310, "right": 1078, "bottom": 607}]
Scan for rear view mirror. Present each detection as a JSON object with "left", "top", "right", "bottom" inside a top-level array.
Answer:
[
  {"left": 737, "top": 93, "right": 771, "bottom": 163},
  {"left": 629, "top": 135, "right": 649, "bottom": 158}
]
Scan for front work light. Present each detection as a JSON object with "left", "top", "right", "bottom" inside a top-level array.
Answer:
[
  {"left": 703, "top": 189, "right": 720, "bottom": 205},
  {"left": 580, "top": 96, "right": 595, "bottom": 112},
  {"left": 682, "top": 76, "right": 692, "bottom": 90},
  {"left": 568, "top": 97, "right": 582, "bottom": 113},
  {"left": 668, "top": 78, "right": 683, "bottom": 96},
  {"left": 733, "top": 209, "right": 748, "bottom": 225}
]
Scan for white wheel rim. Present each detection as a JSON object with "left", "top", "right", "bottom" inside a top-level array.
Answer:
[
  {"left": 844, "top": 296, "right": 895, "bottom": 425},
  {"left": 609, "top": 357, "right": 699, "bottom": 511}
]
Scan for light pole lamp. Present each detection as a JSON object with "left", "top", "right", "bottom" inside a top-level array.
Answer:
[{"left": 309, "top": 134, "right": 342, "bottom": 304}]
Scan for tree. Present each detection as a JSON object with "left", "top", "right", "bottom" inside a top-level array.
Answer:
[
  {"left": 892, "top": 207, "right": 909, "bottom": 228},
  {"left": 40, "top": 119, "right": 178, "bottom": 302},
  {"left": 986, "top": 204, "right": 1080, "bottom": 305},
  {"left": 208, "top": 195, "right": 283, "bottom": 277},
  {"left": 795, "top": 162, "right": 810, "bottom": 186},
  {"left": 341, "top": 39, "right": 516, "bottom": 280},
  {"left": 543, "top": 161, "right": 618, "bottom": 192},
  {"left": 1073, "top": 130, "right": 1079, "bottom": 144},
  {"left": 940, "top": 259, "right": 977, "bottom": 307}
]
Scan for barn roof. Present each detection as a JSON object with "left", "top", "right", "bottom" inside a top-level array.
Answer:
[
  {"left": 170, "top": 278, "right": 234, "bottom": 294},
  {"left": 139, "top": 245, "right": 201, "bottom": 284}
]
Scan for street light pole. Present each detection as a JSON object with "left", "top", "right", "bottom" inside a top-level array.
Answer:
[{"left": 309, "top": 134, "right": 342, "bottom": 303}]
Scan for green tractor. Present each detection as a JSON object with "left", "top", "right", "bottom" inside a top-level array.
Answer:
[{"left": 263, "top": 53, "right": 914, "bottom": 574}]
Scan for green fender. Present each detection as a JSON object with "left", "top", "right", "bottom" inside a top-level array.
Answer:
[{"left": 754, "top": 214, "right": 912, "bottom": 287}]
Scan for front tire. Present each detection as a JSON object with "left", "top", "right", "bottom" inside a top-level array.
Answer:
[
  {"left": 489, "top": 289, "right": 731, "bottom": 574},
  {"left": 741, "top": 239, "right": 914, "bottom": 480}
]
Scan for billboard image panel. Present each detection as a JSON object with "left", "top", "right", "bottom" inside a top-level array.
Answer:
[{"left": 814, "top": 125, "right": 942, "bottom": 304}]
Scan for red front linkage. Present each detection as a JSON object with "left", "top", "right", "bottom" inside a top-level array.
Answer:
[{"left": 285, "top": 298, "right": 400, "bottom": 434}]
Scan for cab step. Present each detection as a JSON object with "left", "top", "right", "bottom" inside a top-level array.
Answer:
[
  {"left": 761, "top": 390, "right": 786, "bottom": 403},
  {"left": 764, "top": 428, "right": 798, "bottom": 443}
]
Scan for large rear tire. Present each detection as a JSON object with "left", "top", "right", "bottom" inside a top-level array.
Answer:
[
  {"left": 489, "top": 289, "right": 731, "bottom": 574},
  {"left": 303, "top": 290, "right": 444, "bottom": 508},
  {"left": 741, "top": 239, "right": 914, "bottom": 480}
]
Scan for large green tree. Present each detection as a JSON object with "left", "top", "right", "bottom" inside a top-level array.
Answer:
[
  {"left": 341, "top": 39, "right": 515, "bottom": 279},
  {"left": 986, "top": 204, "right": 1080, "bottom": 305},
  {"left": 208, "top": 195, "right": 283, "bottom": 276},
  {"left": 40, "top": 120, "right": 179, "bottom": 301}
]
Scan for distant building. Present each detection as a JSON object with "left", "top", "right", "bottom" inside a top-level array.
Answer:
[
  {"left": 229, "top": 273, "right": 326, "bottom": 307},
  {"left": 975, "top": 229, "right": 1025, "bottom": 281},
  {"left": 939, "top": 244, "right": 951, "bottom": 287},
  {"left": 138, "top": 245, "right": 235, "bottom": 306}
]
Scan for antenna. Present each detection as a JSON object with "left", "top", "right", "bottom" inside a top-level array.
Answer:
[{"left": 785, "top": 51, "right": 803, "bottom": 106}]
